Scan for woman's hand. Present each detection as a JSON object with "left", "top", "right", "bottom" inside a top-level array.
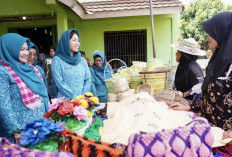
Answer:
[
  {"left": 223, "top": 130, "right": 232, "bottom": 139},
  {"left": 169, "top": 103, "right": 191, "bottom": 111},
  {"left": 183, "top": 91, "right": 190, "bottom": 97},
  {"left": 223, "top": 130, "right": 232, "bottom": 145}
]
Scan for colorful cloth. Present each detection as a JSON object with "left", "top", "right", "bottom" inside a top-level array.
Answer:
[
  {"left": 127, "top": 118, "right": 213, "bottom": 157},
  {"left": 1, "top": 60, "right": 43, "bottom": 110},
  {"left": 0, "top": 137, "right": 73, "bottom": 157},
  {"left": 213, "top": 144, "right": 232, "bottom": 156},
  {"left": 62, "top": 131, "right": 125, "bottom": 157}
]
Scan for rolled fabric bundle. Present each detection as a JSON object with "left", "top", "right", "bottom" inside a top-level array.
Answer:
[{"left": 112, "top": 77, "right": 129, "bottom": 94}]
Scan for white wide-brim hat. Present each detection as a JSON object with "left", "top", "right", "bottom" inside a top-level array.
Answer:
[{"left": 171, "top": 38, "right": 206, "bottom": 56}]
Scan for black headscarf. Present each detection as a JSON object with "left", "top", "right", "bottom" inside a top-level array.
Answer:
[
  {"left": 175, "top": 52, "right": 198, "bottom": 92},
  {"left": 201, "top": 11, "right": 232, "bottom": 91}
]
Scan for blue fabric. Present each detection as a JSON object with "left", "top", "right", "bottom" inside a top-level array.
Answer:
[
  {"left": 188, "top": 89, "right": 193, "bottom": 94},
  {"left": 38, "top": 53, "right": 46, "bottom": 72},
  {"left": 0, "top": 65, "right": 48, "bottom": 141},
  {"left": 29, "top": 42, "right": 39, "bottom": 66},
  {"left": 119, "top": 60, "right": 127, "bottom": 68},
  {"left": 91, "top": 51, "right": 112, "bottom": 82},
  {"left": 51, "top": 56, "right": 91, "bottom": 100},
  {"left": 40, "top": 53, "right": 46, "bottom": 64},
  {"left": 113, "top": 68, "right": 118, "bottom": 73},
  {"left": 90, "top": 68, "right": 108, "bottom": 103},
  {"left": 192, "top": 93, "right": 201, "bottom": 104},
  {"left": 0, "top": 33, "right": 47, "bottom": 97},
  {"left": 35, "top": 65, "right": 49, "bottom": 94},
  {"left": 55, "top": 28, "right": 81, "bottom": 65},
  {"left": 50, "top": 76, "right": 58, "bottom": 98}
]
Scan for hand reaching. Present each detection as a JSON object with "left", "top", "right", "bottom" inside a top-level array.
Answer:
[
  {"left": 183, "top": 91, "right": 190, "bottom": 97},
  {"left": 223, "top": 130, "right": 232, "bottom": 139},
  {"left": 169, "top": 103, "right": 191, "bottom": 111}
]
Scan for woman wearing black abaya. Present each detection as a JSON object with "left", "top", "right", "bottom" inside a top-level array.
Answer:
[
  {"left": 172, "top": 38, "right": 205, "bottom": 101},
  {"left": 171, "top": 12, "right": 232, "bottom": 131}
]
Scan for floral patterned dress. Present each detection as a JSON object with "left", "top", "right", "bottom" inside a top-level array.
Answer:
[{"left": 191, "top": 62, "right": 232, "bottom": 130}]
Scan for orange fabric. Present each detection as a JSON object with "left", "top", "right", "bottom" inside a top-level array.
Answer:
[
  {"left": 81, "top": 139, "right": 91, "bottom": 157},
  {"left": 61, "top": 130, "right": 125, "bottom": 157},
  {"left": 61, "top": 141, "right": 71, "bottom": 152}
]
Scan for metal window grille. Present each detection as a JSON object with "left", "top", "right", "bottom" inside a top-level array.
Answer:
[{"left": 104, "top": 30, "right": 147, "bottom": 67}]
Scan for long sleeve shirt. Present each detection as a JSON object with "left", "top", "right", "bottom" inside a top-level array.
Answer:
[
  {"left": 51, "top": 56, "right": 91, "bottom": 100},
  {"left": 90, "top": 68, "right": 108, "bottom": 103},
  {"left": 187, "top": 62, "right": 204, "bottom": 95},
  {"left": 0, "top": 65, "right": 48, "bottom": 141},
  {"left": 35, "top": 65, "right": 49, "bottom": 94}
]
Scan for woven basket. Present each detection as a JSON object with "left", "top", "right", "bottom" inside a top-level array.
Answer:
[
  {"left": 139, "top": 70, "right": 169, "bottom": 95},
  {"left": 104, "top": 59, "right": 127, "bottom": 93},
  {"left": 129, "top": 75, "right": 142, "bottom": 91},
  {"left": 129, "top": 82, "right": 142, "bottom": 91},
  {"left": 105, "top": 79, "right": 114, "bottom": 93},
  {"left": 136, "top": 84, "right": 153, "bottom": 95}
]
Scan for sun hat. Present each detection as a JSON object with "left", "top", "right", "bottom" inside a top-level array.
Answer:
[{"left": 171, "top": 38, "right": 206, "bottom": 56}]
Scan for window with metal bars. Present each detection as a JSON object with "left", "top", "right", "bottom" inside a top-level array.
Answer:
[{"left": 104, "top": 30, "right": 147, "bottom": 67}]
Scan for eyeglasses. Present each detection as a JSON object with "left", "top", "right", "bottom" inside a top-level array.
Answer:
[
  {"left": 95, "top": 59, "right": 102, "bottom": 63},
  {"left": 28, "top": 53, "right": 37, "bottom": 58}
]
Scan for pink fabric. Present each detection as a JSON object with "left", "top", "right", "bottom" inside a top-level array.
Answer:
[
  {"left": 28, "top": 63, "right": 43, "bottom": 80},
  {"left": 127, "top": 117, "right": 214, "bottom": 157},
  {"left": 1, "top": 60, "right": 42, "bottom": 110}
]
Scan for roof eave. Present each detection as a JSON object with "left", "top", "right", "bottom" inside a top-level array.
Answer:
[
  {"left": 58, "top": 0, "right": 85, "bottom": 18},
  {"left": 57, "top": 0, "right": 183, "bottom": 20},
  {"left": 83, "top": 6, "right": 183, "bottom": 19}
]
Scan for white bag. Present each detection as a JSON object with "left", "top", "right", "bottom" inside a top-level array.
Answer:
[
  {"left": 112, "top": 77, "right": 129, "bottom": 94},
  {"left": 155, "top": 88, "right": 190, "bottom": 106}
]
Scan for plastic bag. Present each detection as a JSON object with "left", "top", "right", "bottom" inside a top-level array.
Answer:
[{"left": 147, "top": 58, "right": 170, "bottom": 71}]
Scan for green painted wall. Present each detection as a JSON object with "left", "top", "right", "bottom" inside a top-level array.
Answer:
[
  {"left": 0, "top": 0, "right": 81, "bottom": 44},
  {"left": 79, "top": 14, "right": 179, "bottom": 65},
  {"left": 0, "top": 0, "right": 179, "bottom": 65},
  {"left": 0, "top": 0, "right": 52, "bottom": 17}
]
